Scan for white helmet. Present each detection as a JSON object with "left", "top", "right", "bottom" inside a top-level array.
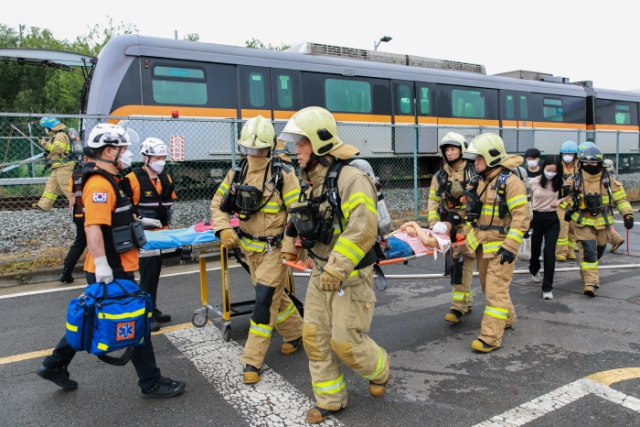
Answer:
[
  {"left": 140, "top": 137, "right": 169, "bottom": 157},
  {"left": 87, "top": 123, "right": 131, "bottom": 148}
]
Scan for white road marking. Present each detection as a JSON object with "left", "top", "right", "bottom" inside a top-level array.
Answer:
[
  {"left": 165, "top": 325, "right": 344, "bottom": 427},
  {"left": 472, "top": 378, "right": 640, "bottom": 427}
]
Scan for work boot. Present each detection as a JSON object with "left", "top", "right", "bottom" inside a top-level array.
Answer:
[
  {"left": 150, "top": 319, "right": 160, "bottom": 333},
  {"left": 471, "top": 339, "right": 499, "bottom": 353},
  {"left": 141, "top": 376, "right": 186, "bottom": 398},
  {"left": 243, "top": 364, "right": 261, "bottom": 384},
  {"left": 556, "top": 254, "right": 567, "bottom": 262},
  {"left": 57, "top": 267, "right": 74, "bottom": 284},
  {"left": 305, "top": 405, "right": 345, "bottom": 424},
  {"left": 567, "top": 252, "right": 577, "bottom": 260},
  {"left": 369, "top": 353, "right": 390, "bottom": 398},
  {"left": 36, "top": 364, "right": 78, "bottom": 390},
  {"left": 610, "top": 239, "right": 624, "bottom": 253},
  {"left": 153, "top": 308, "right": 171, "bottom": 323},
  {"left": 281, "top": 336, "right": 303, "bottom": 355},
  {"left": 583, "top": 285, "right": 597, "bottom": 297},
  {"left": 444, "top": 309, "right": 463, "bottom": 324}
]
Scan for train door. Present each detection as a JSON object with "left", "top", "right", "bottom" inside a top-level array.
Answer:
[
  {"left": 516, "top": 92, "right": 534, "bottom": 152},
  {"left": 238, "top": 66, "right": 272, "bottom": 120},
  {"left": 500, "top": 91, "right": 518, "bottom": 153},
  {"left": 270, "top": 69, "right": 302, "bottom": 143},
  {"left": 415, "top": 82, "right": 438, "bottom": 155},
  {"left": 392, "top": 80, "right": 416, "bottom": 154}
]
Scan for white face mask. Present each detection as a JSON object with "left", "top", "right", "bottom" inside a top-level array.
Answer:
[
  {"left": 150, "top": 160, "right": 165, "bottom": 174},
  {"left": 544, "top": 171, "right": 557, "bottom": 179},
  {"left": 562, "top": 155, "right": 574, "bottom": 163},
  {"left": 526, "top": 160, "right": 539, "bottom": 168},
  {"left": 119, "top": 149, "right": 134, "bottom": 169}
]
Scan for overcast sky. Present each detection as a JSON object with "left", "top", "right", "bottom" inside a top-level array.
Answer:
[{"left": 5, "top": 0, "right": 640, "bottom": 91}]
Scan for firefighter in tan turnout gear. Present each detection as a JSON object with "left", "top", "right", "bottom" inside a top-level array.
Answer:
[
  {"left": 34, "top": 117, "right": 75, "bottom": 211},
  {"left": 556, "top": 141, "right": 580, "bottom": 261},
  {"left": 428, "top": 132, "right": 477, "bottom": 323},
  {"left": 461, "top": 133, "right": 530, "bottom": 353},
  {"left": 280, "top": 107, "right": 390, "bottom": 424},
  {"left": 211, "top": 116, "right": 303, "bottom": 384},
  {"left": 564, "top": 145, "right": 633, "bottom": 297}
]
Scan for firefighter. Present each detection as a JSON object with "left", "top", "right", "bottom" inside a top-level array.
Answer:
[
  {"left": 556, "top": 140, "right": 580, "bottom": 261},
  {"left": 461, "top": 133, "right": 530, "bottom": 353},
  {"left": 565, "top": 146, "right": 633, "bottom": 297},
  {"left": 126, "top": 138, "right": 177, "bottom": 332},
  {"left": 603, "top": 159, "right": 625, "bottom": 252},
  {"left": 36, "top": 123, "right": 185, "bottom": 397},
  {"left": 280, "top": 106, "right": 390, "bottom": 424},
  {"left": 34, "top": 117, "right": 75, "bottom": 211},
  {"left": 427, "top": 132, "right": 476, "bottom": 323},
  {"left": 211, "top": 116, "right": 303, "bottom": 384}
]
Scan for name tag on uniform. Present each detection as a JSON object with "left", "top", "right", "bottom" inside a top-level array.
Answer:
[{"left": 93, "top": 192, "right": 107, "bottom": 203}]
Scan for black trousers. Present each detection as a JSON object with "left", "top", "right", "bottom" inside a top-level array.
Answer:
[
  {"left": 529, "top": 211, "right": 560, "bottom": 292},
  {"left": 63, "top": 218, "right": 87, "bottom": 271},
  {"left": 139, "top": 255, "right": 164, "bottom": 311},
  {"left": 42, "top": 272, "right": 161, "bottom": 389}
]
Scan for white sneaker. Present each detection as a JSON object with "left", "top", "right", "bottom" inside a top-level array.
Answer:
[
  {"left": 543, "top": 291, "right": 553, "bottom": 300},
  {"left": 531, "top": 272, "right": 542, "bottom": 283}
]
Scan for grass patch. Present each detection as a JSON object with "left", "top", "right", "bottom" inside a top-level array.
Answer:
[{"left": 0, "top": 245, "right": 85, "bottom": 275}]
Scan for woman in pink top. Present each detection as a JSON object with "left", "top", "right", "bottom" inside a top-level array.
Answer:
[{"left": 528, "top": 155, "right": 564, "bottom": 300}]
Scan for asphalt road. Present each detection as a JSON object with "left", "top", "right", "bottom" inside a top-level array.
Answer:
[{"left": 2, "top": 219, "right": 640, "bottom": 427}]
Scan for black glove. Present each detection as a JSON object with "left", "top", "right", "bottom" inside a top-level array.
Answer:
[
  {"left": 624, "top": 215, "right": 634, "bottom": 230},
  {"left": 496, "top": 247, "right": 516, "bottom": 265},
  {"left": 523, "top": 229, "right": 533, "bottom": 239}
]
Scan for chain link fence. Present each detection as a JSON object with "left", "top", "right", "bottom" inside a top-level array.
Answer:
[{"left": 1, "top": 113, "right": 639, "bottom": 219}]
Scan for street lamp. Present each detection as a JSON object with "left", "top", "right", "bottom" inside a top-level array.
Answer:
[{"left": 374, "top": 36, "right": 392, "bottom": 51}]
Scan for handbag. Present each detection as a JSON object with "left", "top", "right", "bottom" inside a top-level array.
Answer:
[
  {"left": 66, "top": 279, "right": 152, "bottom": 356},
  {"left": 517, "top": 236, "right": 532, "bottom": 261}
]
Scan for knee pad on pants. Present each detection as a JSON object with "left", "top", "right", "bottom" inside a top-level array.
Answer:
[
  {"left": 252, "top": 283, "right": 275, "bottom": 325},
  {"left": 597, "top": 245, "right": 606, "bottom": 260},
  {"left": 451, "top": 259, "right": 464, "bottom": 286},
  {"left": 581, "top": 240, "right": 597, "bottom": 263}
]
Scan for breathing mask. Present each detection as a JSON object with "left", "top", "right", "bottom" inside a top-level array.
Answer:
[
  {"left": 582, "top": 164, "right": 602, "bottom": 175},
  {"left": 235, "top": 184, "right": 263, "bottom": 220}
]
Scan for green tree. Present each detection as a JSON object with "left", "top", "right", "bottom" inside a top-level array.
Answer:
[
  {"left": 183, "top": 33, "right": 200, "bottom": 42},
  {"left": 245, "top": 38, "right": 291, "bottom": 51}
]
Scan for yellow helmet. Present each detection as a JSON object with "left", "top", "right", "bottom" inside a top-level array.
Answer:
[
  {"left": 439, "top": 132, "right": 466, "bottom": 158},
  {"left": 278, "top": 106, "right": 359, "bottom": 160},
  {"left": 463, "top": 133, "right": 508, "bottom": 167},
  {"left": 238, "top": 115, "right": 276, "bottom": 155}
]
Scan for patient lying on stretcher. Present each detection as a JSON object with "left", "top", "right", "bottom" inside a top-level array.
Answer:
[{"left": 382, "top": 221, "right": 452, "bottom": 259}]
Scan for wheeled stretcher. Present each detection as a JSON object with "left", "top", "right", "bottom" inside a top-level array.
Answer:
[{"left": 140, "top": 225, "right": 299, "bottom": 342}]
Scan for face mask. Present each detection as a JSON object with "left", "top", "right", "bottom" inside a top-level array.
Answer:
[
  {"left": 247, "top": 155, "right": 270, "bottom": 170},
  {"left": 527, "top": 160, "right": 539, "bottom": 168},
  {"left": 582, "top": 164, "right": 601, "bottom": 175},
  {"left": 563, "top": 155, "right": 574, "bottom": 164},
  {"left": 119, "top": 149, "right": 134, "bottom": 169},
  {"left": 149, "top": 160, "right": 165, "bottom": 174},
  {"left": 544, "top": 171, "right": 557, "bottom": 179}
]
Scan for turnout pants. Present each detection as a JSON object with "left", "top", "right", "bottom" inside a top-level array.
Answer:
[
  {"left": 41, "top": 273, "right": 161, "bottom": 389},
  {"left": 36, "top": 164, "right": 73, "bottom": 211},
  {"left": 609, "top": 226, "right": 624, "bottom": 247},
  {"left": 450, "top": 246, "right": 475, "bottom": 314},
  {"left": 529, "top": 211, "right": 561, "bottom": 293},
  {"left": 240, "top": 249, "right": 303, "bottom": 369},
  {"left": 573, "top": 225, "right": 609, "bottom": 287},
  {"left": 303, "top": 267, "right": 389, "bottom": 411},
  {"left": 476, "top": 245, "right": 517, "bottom": 348},
  {"left": 556, "top": 207, "right": 577, "bottom": 256}
]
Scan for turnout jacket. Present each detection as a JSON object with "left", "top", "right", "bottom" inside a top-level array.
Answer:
[
  {"left": 301, "top": 157, "right": 379, "bottom": 282},
  {"left": 463, "top": 155, "right": 531, "bottom": 258},
  {"left": 427, "top": 160, "right": 474, "bottom": 228},
  {"left": 211, "top": 156, "right": 300, "bottom": 255},
  {"left": 565, "top": 171, "right": 633, "bottom": 229},
  {"left": 558, "top": 159, "right": 579, "bottom": 209},
  {"left": 43, "top": 130, "right": 73, "bottom": 168}
]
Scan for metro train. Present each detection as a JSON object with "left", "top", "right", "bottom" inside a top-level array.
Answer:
[{"left": 74, "top": 35, "right": 640, "bottom": 179}]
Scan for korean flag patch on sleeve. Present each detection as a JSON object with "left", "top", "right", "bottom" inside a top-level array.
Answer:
[{"left": 93, "top": 192, "right": 107, "bottom": 203}]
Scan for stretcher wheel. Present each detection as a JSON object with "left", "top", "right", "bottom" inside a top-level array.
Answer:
[
  {"left": 222, "top": 324, "right": 231, "bottom": 342},
  {"left": 191, "top": 308, "right": 208, "bottom": 328}
]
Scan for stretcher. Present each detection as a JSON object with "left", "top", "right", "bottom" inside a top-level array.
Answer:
[{"left": 140, "top": 224, "right": 298, "bottom": 342}]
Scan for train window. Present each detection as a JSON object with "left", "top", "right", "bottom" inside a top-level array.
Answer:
[
  {"left": 398, "top": 84, "right": 412, "bottom": 114},
  {"left": 419, "top": 87, "right": 431, "bottom": 115},
  {"left": 543, "top": 98, "right": 563, "bottom": 121},
  {"left": 249, "top": 72, "right": 266, "bottom": 107},
  {"left": 152, "top": 65, "right": 207, "bottom": 105},
  {"left": 505, "top": 95, "right": 514, "bottom": 119},
  {"left": 452, "top": 89, "right": 485, "bottom": 118},
  {"left": 615, "top": 104, "right": 631, "bottom": 125},
  {"left": 325, "top": 79, "right": 372, "bottom": 113},
  {"left": 277, "top": 75, "right": 293, "bottom": 109},
  {"left": 519, "top": 95, "right": 528, "bottom": 119}
]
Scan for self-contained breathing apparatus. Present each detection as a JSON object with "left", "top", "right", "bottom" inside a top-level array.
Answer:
[
  {"left": 463, "top": 169, "right": 514, "bottom": 234},
  {"left": 435, "top": 162, "right": 477, "bottom": 229},
  {"left": 565, "top": 169, "right": 614, "bottom": 223}
]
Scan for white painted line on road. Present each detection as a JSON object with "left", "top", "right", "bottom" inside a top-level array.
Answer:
[
  {"left": 472, "top": 378, "right": 640, "bottom": 427},
  {"left": 165, "top": 325, "right": 344, "bottom": 427},
  {"left": 0, "top": 265, "right": 241, "bottom": 300}
]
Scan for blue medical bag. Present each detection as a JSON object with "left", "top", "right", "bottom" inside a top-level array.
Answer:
[{"left": 66, "top": 279, "right": 152, "bottom": 356}]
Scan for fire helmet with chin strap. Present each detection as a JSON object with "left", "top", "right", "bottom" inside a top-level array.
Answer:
[
  {"left": 577, "top": 141, "right": 596, "bottom": 155},
  {"left": 462, "top": 133, "right": 508, "bottom": 167},
  {"left": 560, "top": 140, "right": 578, "bottom": 154},
  {"left": 238, "top": 115, "right": 276, "bottom": 156},
  {"left": 439, "top": 132, "right": 466, "bottom": 160}
]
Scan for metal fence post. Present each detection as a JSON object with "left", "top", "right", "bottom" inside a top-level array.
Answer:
[
  {"left": 615, "top": 131, "right": 620, "bottom": 179},
  {"left": 28, "top": 120, "right": 35, "bottom": 178}
]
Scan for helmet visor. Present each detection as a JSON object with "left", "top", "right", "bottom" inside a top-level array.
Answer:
[
  {"left": 277, "top": 132, "right": 309, "bottom": 145},
  {"left": 462, "top": 152, "right": 479, "bottom": 161},
  {"left": 240, "top": 145, "right": 270, "bottom": 157}
]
